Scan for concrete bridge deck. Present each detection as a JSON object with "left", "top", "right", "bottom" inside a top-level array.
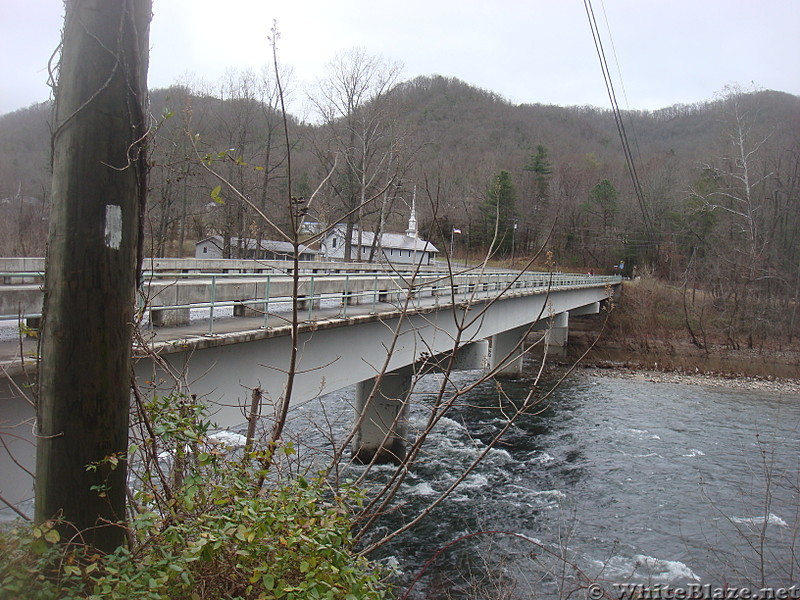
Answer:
[
  {"left": 1, "top": 261, "right": 619, "bottom": 375},
  {"left": 0, "top": 260, "right": 621, "bottom": 509}
]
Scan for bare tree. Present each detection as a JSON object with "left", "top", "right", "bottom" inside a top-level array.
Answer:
[
  {"left": 700, "top": 89, "right": 773, "bottom": 283},
  {"left": 687, "top": 86, "right": 779, "bottom": 347},
  {"left": 309, "top": 48, "right": 405, "bottom": 261},
  {"left": 147, "top": 87, "right": 199, "bottom": 257}
]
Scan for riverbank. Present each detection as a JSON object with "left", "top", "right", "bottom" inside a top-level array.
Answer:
[
  {"left": 546, "top": 307, "right": 800, "bottom": 395},
  {"left": 576, "top": 362, "right": 800, "bottom": 395}
]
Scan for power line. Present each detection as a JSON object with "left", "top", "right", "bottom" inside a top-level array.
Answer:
[
  {"left": 583, "top": 0, "right": 654, "bottom": 237},
  {"left": 598, "top": 0, "right": 645, "bottom": 167}
]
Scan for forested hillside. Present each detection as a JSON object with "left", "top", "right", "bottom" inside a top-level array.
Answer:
[{"left": 1, "top": 69, "right": 799, "bottom": 346}]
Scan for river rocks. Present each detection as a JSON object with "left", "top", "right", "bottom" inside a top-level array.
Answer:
[{"left": 580, "top": 364, "right": 800, "bottom": 395}]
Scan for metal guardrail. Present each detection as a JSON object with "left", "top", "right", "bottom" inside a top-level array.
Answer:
[
  {"left": 1, "top": 269, "right": 621, "bottom": 334},
  {"left": 0, "top": 257, "right": 450, "bottom": 279}
]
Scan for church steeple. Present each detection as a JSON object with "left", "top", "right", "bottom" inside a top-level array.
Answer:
[{"left": 406, "top": 185, "right": 418, "bottom": 238}]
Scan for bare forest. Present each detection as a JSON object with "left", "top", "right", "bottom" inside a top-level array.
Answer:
[{"left": 2, "top": 71, "right": 800, "bottom": 348}]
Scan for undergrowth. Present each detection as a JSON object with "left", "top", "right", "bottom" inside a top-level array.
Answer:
[{"left": 0, "top": 394, "right": 390, "bottom": 600}]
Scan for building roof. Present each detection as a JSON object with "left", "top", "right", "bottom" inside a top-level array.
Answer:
[
  {"left": 325, "top": 191, "right": 438, "bottom": 254},
  {"left": 330, "top": 226, "right": 439, "bottom": 253}
]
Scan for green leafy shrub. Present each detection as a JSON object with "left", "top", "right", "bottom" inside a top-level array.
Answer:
[{"left": 1, "top": 394, "right": 390, "bottom": 600}]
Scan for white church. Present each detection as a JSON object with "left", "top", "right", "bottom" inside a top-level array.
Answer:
[{"left": 321, "top": 197, "right": 439, "bottom": 265}]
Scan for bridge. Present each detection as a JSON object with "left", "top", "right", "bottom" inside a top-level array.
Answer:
[{"left": 0, "top": 258, "right": 621, "bottom": 511}]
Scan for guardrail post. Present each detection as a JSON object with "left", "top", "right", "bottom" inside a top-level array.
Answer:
[
  {"left": 262, "top": 276, "right": 271, "bottom": 328},
  {"left": 342, "top": 274, "right": 349, "bottom": 318},
  {"left": 308, "top": 276, "right": 315, "bottom": 321},
  {"left": 208, "top": 275, "right": 216, "bottom": 334}
]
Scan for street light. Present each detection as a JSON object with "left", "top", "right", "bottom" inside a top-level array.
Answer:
[
  {"left": 511, "top": 219, "right": 518, "bottom": 268},
  {"left": 450, "top": 226, "right": 461, "bottom": 265}
]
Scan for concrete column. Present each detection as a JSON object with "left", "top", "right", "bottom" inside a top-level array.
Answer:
[
  {"left": 233, "top": 302, "right": 258, "bottom": 317},
  {"left": 543, "top": 311, "right": 569, "bottom": 353},
  {"left": 343, "top": 291, "right": 357, "bottom": 306},
  {"left": 352, "top": 372, "right": 411, "bottom": 465},
  {"left": 490, "top": 323, "right": 531, "bottom": 378},
  {"left": 150, "top": 307, "right": 190, "bottom": 327},
  {"left": 452, "top": 339, "right": 490, "bottom": 370},
  {"left": 344, "top": 279, "right": 362, "bottom": 306}
]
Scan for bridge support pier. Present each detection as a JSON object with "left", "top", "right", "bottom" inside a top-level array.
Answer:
[
  {"left": 452, "top": 340, "right": 489, "bottom": 370},
  {"left": 490, "top": 323, "right": 531, "bottom": 378},
  {"left": 352, "top": 372, "right": 410, "bottom": 465},
  {"left": 546, "top": 311, "right": 569, "bottom": 350},
  {"left": 534, "top": 312, "right": 569, "bottom": 355}
]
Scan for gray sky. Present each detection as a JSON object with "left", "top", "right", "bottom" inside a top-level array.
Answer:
[{"left": 2, "top": 0, "right": 798, "bottom": 117}]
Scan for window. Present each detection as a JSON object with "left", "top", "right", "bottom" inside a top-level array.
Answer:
[
  {"left": 332, "top": 237, "right": 337, "bottom": 249},
  {"left": 202, "top": 246, "right": 208, "bottom": 254}
]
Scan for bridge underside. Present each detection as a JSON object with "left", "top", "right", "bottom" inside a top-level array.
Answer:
[{"left": 135, "top": 286, "right": 610, "bottom": 463}]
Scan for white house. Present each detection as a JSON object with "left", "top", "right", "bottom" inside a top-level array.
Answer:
[
  {"left": 195, "top": 236, "right": 318, "bottom": 261},
  {"left": 321, "top": 200, "right": 439, "bottom": 265}
]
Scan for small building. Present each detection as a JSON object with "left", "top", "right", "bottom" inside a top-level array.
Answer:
[
  {"left": 321, "top": 199, "right": 439, "bottom": 265},
  {"left": 195, "top": 236, "right": 318, "bottom": 261}
]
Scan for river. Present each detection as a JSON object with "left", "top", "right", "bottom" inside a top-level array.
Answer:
[
  {"left": 313, "top": 367, "right": 800, "bottom": 598},
  {"left": 4, "top": 357, "right": 799, "bottom": 598}
]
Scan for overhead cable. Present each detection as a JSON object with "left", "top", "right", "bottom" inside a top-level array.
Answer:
[{"left": 583, "top": 0, "right": 654, "bottom": 236}]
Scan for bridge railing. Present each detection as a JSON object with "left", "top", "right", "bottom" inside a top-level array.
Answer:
[
  {"left": 0, "top": 267, "right": 621, "bottom": 334},
  {"left": 0, "top": 257, "right": 448, "bottom": 283},
  {"left": 133, "top": 269, "right": 618, "bottom": 333}
]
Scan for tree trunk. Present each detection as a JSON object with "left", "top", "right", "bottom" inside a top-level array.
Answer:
[{"left": 35, "top": 0, "right": 151, "bottom": 553}]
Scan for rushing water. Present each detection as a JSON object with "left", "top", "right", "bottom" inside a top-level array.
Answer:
[
  {"left": 5, "top": 352, "right": 799, "bottom": 597},
  {"left": 299, "top": 366, "right": 800, "bottom": 598}
]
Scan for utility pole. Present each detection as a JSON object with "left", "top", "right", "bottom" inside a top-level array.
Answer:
[{"left": 35, "top": 0, "right": 152, "bottom": 552}]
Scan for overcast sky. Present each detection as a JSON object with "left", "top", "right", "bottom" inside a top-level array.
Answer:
[{"left": 2, "top": 0, "right": 799, "bottom": 117}]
